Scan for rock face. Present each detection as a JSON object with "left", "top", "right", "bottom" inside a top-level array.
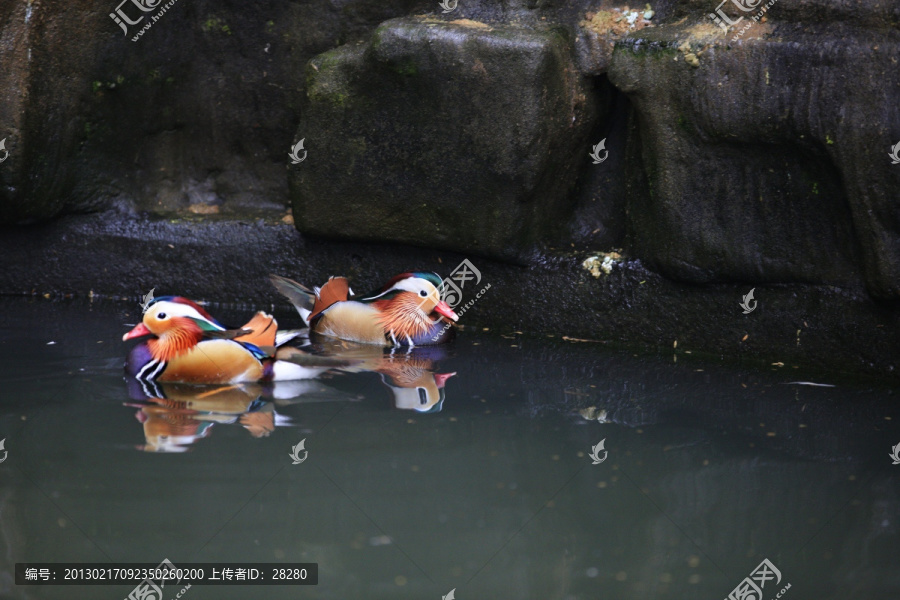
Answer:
[
  {"left": 0, "top": 0, "right": 898, "bottom": 376},
  {"left": 291, "top": 17, "right": 599, "bottom": 262},
  {"left": 0, "top": 0, "right": 419, "bottom": 224},
  {"left": 607, "top": 24, "right": 900, "bottom": 299}
]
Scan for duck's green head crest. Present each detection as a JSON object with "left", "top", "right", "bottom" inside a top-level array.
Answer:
[{"left": 381, "top": 272, "right": 443, "bottom": 292}]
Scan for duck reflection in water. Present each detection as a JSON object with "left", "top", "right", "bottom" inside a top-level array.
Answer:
[
  {"left": 124, "top": 338, "right": 457, "bottom": 451},
  {"left": 125, "top": 377, "right": 357, "bottom": 452},
  {"left": 307, "top": 339, "right": 456, "bottom": 413}
]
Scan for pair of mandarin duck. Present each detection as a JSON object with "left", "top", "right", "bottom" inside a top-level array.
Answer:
[{"left": 123, "top": 272, "right": 459, "bottom": 385}]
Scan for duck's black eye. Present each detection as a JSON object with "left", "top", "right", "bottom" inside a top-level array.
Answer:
[
  {"left": 158, "top": 312, "right": 167, "bottom": 319},
  {"left": 419, "top": 290, "right": 428, "bottom": 297}
]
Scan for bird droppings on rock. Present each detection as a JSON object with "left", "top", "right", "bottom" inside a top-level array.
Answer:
[
  {"left": 579, "top": 406, "right": 610, "bottom": 422},
  {"left": 583, "top": 251, "right": 623, "bottom": 277}
]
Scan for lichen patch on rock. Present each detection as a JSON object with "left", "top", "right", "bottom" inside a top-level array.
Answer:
[
  {"left": 581, "top": 5, "right": 655, "bottom": 38},
  {"left": 448, "top": 19, "right": 492, "bottom": 29},
  {"left": 583, "top": 251, "right": 624, "bottom": 277}
]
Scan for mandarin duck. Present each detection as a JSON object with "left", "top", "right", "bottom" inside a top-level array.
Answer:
[
  {"left": 123, "top": 296, "right": 349, "bottom": 384},
  {"left": 270, "top": 272, "right": 458, "bottom": 346}
]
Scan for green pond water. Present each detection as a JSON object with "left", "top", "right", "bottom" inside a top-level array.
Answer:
[{"left": 0, "top": 297, "right": 898, "bottom": 600}]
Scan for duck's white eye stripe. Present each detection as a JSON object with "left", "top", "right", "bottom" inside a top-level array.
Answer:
[
  {"left": 363, "top": 278, "right": 437, "bottom": 301},
  {"left": 151, "top": 302, "right": 223, "bottom": 329},
  {"left": 393, "top": 279, "right": 438, "bottom": 296}
]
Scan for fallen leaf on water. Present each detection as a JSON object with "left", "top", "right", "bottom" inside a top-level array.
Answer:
[{"left": 562, "top": 336, "right": 604, "bottom": 343}]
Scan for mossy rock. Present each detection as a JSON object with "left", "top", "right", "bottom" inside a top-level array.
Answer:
[{"left": 291, "top": 17, "right": 599, "bottom": 262}]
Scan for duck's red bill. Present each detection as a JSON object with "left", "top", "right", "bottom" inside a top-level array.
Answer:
[
  {"left": 434, "top": 372, "right": 457, "bottom": 388},
  {"left": 123, "top": 322, "right": 152, "bottom": 341},
  {"left": 433, "top": 301, "right": 459, "bottom": 322}
]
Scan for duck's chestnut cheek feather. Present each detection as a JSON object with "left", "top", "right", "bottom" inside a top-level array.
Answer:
[{"left": 123, "top": 322, "right": 153, "bottom": 341}]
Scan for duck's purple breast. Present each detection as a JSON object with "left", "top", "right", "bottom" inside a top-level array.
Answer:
[
  {"left": 411, "top": 320, "right": 456, "bottom": 346},
  {"left": 124, "top": 342, "right": 155, "bottom": 378}
]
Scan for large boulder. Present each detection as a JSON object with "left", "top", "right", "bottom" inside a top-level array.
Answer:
[
  {"left": 607, "top": 22, "right": 900, "bottom": 298},
  {"left": 0, "top": 0, "right": 419, "bottom": 225},
  {"left": 291, "top": 17, "right": 600, "bottom": 262}
]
